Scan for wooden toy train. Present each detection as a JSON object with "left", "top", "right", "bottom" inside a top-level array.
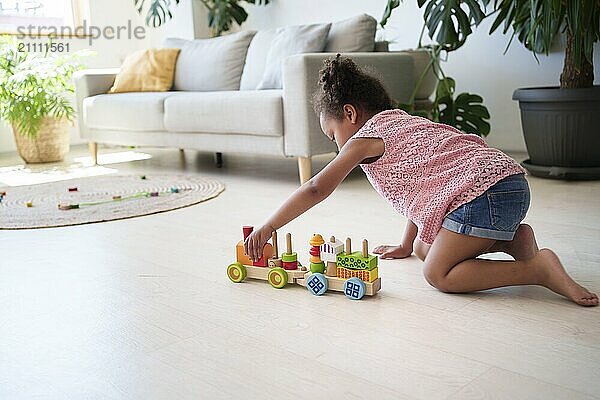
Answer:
[{"left": 227, "top": 226, "right": 381, "bottom": 300}]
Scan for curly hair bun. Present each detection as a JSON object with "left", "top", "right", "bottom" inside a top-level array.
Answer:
[{"left": 313, "top": 54, "right": 392, "bottom": 119}]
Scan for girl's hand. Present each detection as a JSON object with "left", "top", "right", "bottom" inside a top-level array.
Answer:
[
  {"left": 373, "top": 244, "right": 413, "bottom": 259},
  {"left": 244, "top": 225, "right": 274, "bottom": 262}
]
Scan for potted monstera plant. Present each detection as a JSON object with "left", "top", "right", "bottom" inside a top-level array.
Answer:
[
  {"left": 383, "top": 0, "right": 600, "bottom": 179},
  {"left": 135, "top": 0, "right": 269, "bottom": 36},
  {"left": 0, "top": 37, "right": 90, "bottom": 163}
]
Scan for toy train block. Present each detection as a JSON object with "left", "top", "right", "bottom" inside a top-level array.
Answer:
[
  {"left": 336, "top": 266, "right": 379, "bottom": 283},
  {"left": 309, "top": 234, "right": 325, "bottom": 247},
  {"left": 236, "top": 225, "right": 254, "bottom": 265},
  {"left": 272, "top": 231, "right": 279, "bottom": 258},
  {"left": 243, "top": 226, "right": 254, "bottom": 240},
  {"left": 309, "top": 247, "right": 320, "bottom": 257},
  {"left": 346, "top": 237, "right": 352, "bottom": 254},
  {"left": 336, "top": 251, "right": 378, "bottom": 271},
  {"left": 243, "top": 264, "right": 307, "bottom": 281},
  {"left": 309, "top": 262, "right": 325, "bottom": 274},
  {"left": 282, "top": 252, "right": 297, "bottom": 262},
  {"left": 268, "top": 258, "right": 283, "bottom": 268},
  {"left": 236, "top": 241, "right": 253, "bottom": 265},
  {"left": 309, "top": 255, "right": 321, "bottom": 263},
  {"left": 285, "top": 232, "right": 293, "bottom": 254},
  {"left": 252, "top": 243, "right": 273, "bottom": 267},
  {"left": 320, "top": 236, "right": 343, "bottom": 262},
  {"left": 281, "top": 232, "right": 297, "bottom": 270},
  {"left": 325, "top": 261, "right": 337, "bottom": 277},
  {"left": 282, "top": 260, "right": 298, "bottom": 270},
  {"left": 366, "top": 278, "right": 382, "bottom": 296}
]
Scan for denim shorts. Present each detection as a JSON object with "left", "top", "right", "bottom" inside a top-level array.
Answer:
[{"left": 442, "top": 174, "right": 530, "bottom": 241}]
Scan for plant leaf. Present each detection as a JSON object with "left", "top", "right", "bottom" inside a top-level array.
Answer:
[
  {"left": 381, "top": 0, "right": 402, "bottom": 28},
  {"left": 437, "top": 90, "right": 491, "bottom": 136},
  {"left": 418, "top": 0, "right": 487, "bottom": 51}
]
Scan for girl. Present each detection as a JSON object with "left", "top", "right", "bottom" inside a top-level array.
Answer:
[{"left": 245, "top": 55, "right": 598, "bottom": 307}]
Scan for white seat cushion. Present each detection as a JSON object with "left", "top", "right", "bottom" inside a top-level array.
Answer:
[
  {"left": 163, "top": 90, "right": 283, "bottom": 137},
  {"left": 83, "top": 92, "right": 173, "bottom": 131}
]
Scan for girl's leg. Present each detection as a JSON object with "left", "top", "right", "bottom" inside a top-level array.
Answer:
[
  {"left": 415, "top": 224, "right": 539, "bottom": 262},
  {"left": 484, "top": 223, "right": 539, "bottom": 260},
  {"left": 424, "top": 228, "right": 598, "bottom": 307}
]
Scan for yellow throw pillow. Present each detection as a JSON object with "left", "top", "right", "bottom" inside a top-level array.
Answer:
[{"left": 109, "top": 48, "right": 181, "bottom": 93}]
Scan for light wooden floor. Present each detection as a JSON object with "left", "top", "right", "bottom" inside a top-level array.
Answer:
[{"left": 1, "top": 146, "right": 599, "bottom": 400}]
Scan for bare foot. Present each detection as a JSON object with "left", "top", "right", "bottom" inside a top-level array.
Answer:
[
  {"left": 373, "top": 245, "right": 412, "bottom": 259},
  {"left": 534, "top": 249, "right": 599, "bottom": 307},
  {"left": 492, "top": 224, "right": 539, "bottom": 260}
]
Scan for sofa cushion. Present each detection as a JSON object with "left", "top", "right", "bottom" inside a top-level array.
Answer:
[
  {"left": 163, "top": 31, "right": 256, "bottom": 91},
  {"left": 83, "top": 92, "right": 173, "bottom": 131},
  {"left": 109, "top": 48, "right": 180, "bottom": 93},
  {"left": 240, "top": 29, "right": 278, "bottom": 90},
  {"left": 256, "top": 23, "right": 331, "bottom": 90},
  {"left": 325, "top": 14, "right": 377, "bottom": 52},
  {"left": 163, "top": 90, "right": 283, "bottom": 137}
]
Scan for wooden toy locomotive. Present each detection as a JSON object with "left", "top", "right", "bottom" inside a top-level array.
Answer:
[{"left": 227, "top": 226, "right": 381, "bottom": 300}]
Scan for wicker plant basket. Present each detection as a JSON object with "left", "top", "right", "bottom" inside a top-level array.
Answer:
[{"left": 12, "top": 117, "right": 70, "bottom": 163}]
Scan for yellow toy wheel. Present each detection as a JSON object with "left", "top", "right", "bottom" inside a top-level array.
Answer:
[
  {"left": 267, "top": 267, "right": 288, "bottom": 289},
  {"left": 227, "top": 262, "right": 247, "bottom": 283}
]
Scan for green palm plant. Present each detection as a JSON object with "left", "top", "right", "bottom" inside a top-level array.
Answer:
[
  {"left": 0, "top": 36, "right": 91, "bottom": 138},
  {"left": 134, "top": 0, "right": 270, "bottom": 37},
  {"left": 384, "top": 0, "right": 599, "bottom": 88},
  {"left": 381, "top": 1, "right": 491, "bottom": 136}
]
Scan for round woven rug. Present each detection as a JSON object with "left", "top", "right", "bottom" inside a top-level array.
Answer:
[{"left": 0, "top": 174, "right": 225, "bottom": 229}]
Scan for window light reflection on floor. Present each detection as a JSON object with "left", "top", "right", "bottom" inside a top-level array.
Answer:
[{"left": 0, "top": 151, "right": 152, "bottom": 187}]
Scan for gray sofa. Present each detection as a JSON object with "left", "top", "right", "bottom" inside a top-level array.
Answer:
[{"left": 75, "top": 15, "right": 418, "bottom": 184}]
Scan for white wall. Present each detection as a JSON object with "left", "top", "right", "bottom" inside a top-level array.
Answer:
[{"left": 244, "top": 0, "right": 600, "bottom": 152}]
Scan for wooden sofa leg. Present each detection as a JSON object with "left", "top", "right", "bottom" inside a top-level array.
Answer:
[
  {"left": 298, "top": 156, "right": 312, "bottom": 185},
  {"left": 88, "top": 141, "right": 98, "bottom": 165}
]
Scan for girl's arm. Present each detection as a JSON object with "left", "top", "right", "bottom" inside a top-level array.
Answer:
[
  {"left": 244, "top": 138, "right": 381, "bottom": 262},
  {"left": 401, "top": 219, "right": 418, "bottom": 253}
]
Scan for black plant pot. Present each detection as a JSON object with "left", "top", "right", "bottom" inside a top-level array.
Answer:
[{"left": 513, "top": 86, "right": 600, "bottom": 180}]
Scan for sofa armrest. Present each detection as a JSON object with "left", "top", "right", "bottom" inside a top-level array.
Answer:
[
  {"left": 74, "top": 68, "right": 119, "bottom": 138},
  {"left": 281, "top": 52, "right": 415, "bottom": 158}
]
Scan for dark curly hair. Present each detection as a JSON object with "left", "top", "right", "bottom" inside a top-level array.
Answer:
[{"left": 313, "top": 54, "right": 392, "bottom": 120}]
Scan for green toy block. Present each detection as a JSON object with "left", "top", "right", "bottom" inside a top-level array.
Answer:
[
  {"left": 282, "top": 252, "right": 297, "bottom": 262},
  {"left": 336, "top": 252, "right": 378, "bottom": 270},
  {"left": 309, "top": 262, "right": 325, "bottom": 274}
]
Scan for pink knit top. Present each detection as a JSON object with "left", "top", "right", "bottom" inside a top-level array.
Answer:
[{"left": 353, "top": 109, "right": 526, "bottom": 245}]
